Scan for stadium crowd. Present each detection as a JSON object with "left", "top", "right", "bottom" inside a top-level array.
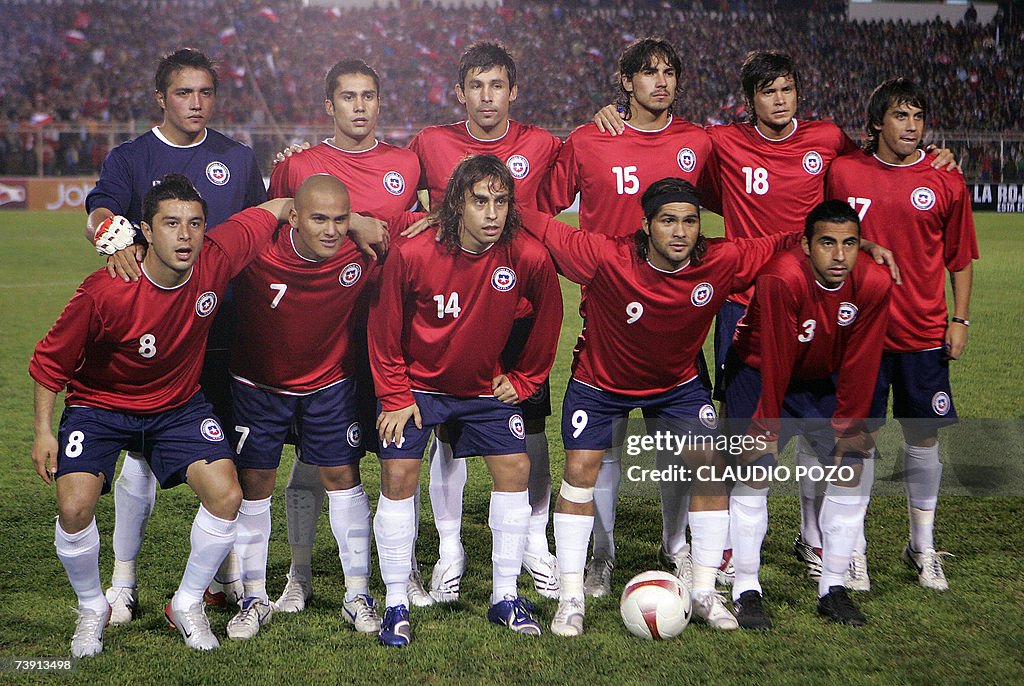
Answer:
[{"left": 0, "top": 0, "right": 1021, "bottom": 176}]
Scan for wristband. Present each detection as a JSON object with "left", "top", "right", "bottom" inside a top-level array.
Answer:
[{"left": 950, "top": 316, "right": 970, "bottom": 327}]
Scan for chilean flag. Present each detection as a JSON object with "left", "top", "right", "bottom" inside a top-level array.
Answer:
[
  {"left": 219, "top": 26, "right": 237, "bottom": 44},
  {"left": 64, "top": 30, "right": 86, "bottom": 44},
  {"left": 257, "top": 7, "right": 279, "bottom": 22}
]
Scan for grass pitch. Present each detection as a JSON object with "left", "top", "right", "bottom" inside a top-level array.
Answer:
[{"left": 0, "top": 211, "right": 1021, "bottom": 685}]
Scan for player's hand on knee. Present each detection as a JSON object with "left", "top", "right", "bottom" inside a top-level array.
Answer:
[
  {"left": 593, "top": 104, "right": 626, "bottom": 136},
  {"left": 273, "top": 141, "right": 310, "bottom": 166},
  {"left": 376, "top": 403, "right": 421, "bottom": 448},
  {"left": 106, "top": 244, "right": 145, "bottom": 282},
  {"left": 32, "top": 433, "right": 59, "bottom": 484},
  {"left": 491, "top": 374, "right": 520, "bottom": 404},
  {"left": 349, "top": 213, "right": 389, "bottom": 260}
]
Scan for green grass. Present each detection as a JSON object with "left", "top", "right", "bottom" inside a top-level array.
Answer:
[{"left": 0, "top": 211, "right": 1021, "bottom": 685}]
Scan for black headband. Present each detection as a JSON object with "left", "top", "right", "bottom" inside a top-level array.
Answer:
[{"left": 642, "top": 191, "right": 701, "bottom": 219}]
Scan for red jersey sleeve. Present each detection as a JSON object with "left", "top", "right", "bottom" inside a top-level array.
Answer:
[
  {"left": 368, "top": 247, "right": 415, "bottom": 411},
  {"left": 748, "top": 273, "right": 801, "bottom": 439},
  {"left": 503, "top": 245, "right": 563, "bottom": 401},
  {"left": 407, "top": 132, "right": 431, "bottom": 194},
  {"left": 204, "top": 207, "right": 281, "bottom": 278},
  {"left": 519, "top": 207, "right": 605, "bottom": 284},
  {"left": 29, "top": 288, "right": 101, "bottom": 393},
  {"left": 728, "top": 232, "right": 802, "bottom": 294},
  {"left": 537, "top": 133, "right": 579, "bottom": 215},
  {"left": 266, "top": 157, "right": 295, "bottom": 199},
  {"left": 943, "top": 180, "right": 979, "bottom": 272},
  {"left": 385, "top": 211, "right": 428, "bottom": 240}
]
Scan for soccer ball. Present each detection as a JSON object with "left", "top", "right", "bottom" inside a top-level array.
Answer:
[{"left": 619, "top": 570, "right": 691, "bottom": 640}]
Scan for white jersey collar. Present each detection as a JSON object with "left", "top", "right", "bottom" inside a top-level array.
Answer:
[{"left": 152, "top": 126, "right": 208, "bottom": 149}]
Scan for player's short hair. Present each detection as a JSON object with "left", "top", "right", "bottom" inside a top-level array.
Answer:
[
  {"left": 864, "top": 77, "right": 928, "bottom": 154},
  {"left": 804, "top": 199, "right": 861, "bottom": 241},
  {"left": 142, "top": 173, "right": 208, "bottom": 228},
  {"left": 740, "top": 50, "right": 800, "bottom": 120},
  {"left": 437, "top": 154, "right": 520, "bottom": 253},
  {"left": 459, "top": 41, "right": 517, "bottom": 89},
  {"left": 324, "top": 59, "right": 381, "bottom": 101},
  {"left": 615, "top": 37, "right": 683, "bottom": 120},
  {"left": 635, "top": 177, "right": 706, "bottom": 265},
  {"left": 155, "top": 48, "right": 218, "bottom": 95}
]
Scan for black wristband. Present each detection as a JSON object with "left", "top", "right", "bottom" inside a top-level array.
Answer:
[{"left": 951, "top": 316, "right": 970, "bottom": 327}]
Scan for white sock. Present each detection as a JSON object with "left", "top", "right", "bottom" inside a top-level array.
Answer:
[
  {"left": 327, "top": 486, "right": 371, "bottom": 600},
  {"left": 111, "top": 451, "right": 155, "bottom": 587},
  {"left": 235, "top": 497, "right": 271, "bottom": 602},
  {"left": 591, "top": 448, "right": 621, "bottom": 561},
  {"left": 173, "top": 505, "right": 237, "bottom": 611},
  {"left": 55, "top": 518, "right": 107, "bottom": 613},
  {"left": 411, "top": 483, "right": 421, "bottom": 570},
  {"left": 818, "top": 484, "right": 869, "bottom": 596},
  {"left": 688, "top": 510, "right": 729, "bottom": 595},
  {"left": 730, "top": 482, "right": 769, "bottom": 600},
  {"left": 855, "top": 450, "right": 875, "bottom": 555},
  {"left": 525, "top": 432, "right": 552, "bottom": 556},
  {"left": 374, "top": 494, "right": 415, "bottom": 608},
  {"left": 489, "top": 490, "right": 531, "bottom": 604},
  {"left": 904, "top": 442, "right": 942, "bottom": 551},
  {"left": 657, "top": 449, "right": 691, "bottom": 555},
  {"left": 429, "top": 436, "right": 466, "bottom": 562},
  {"left": 284, "top": 457, "right": 324, "bottom": 578},
  {"left": 554, "top": 512, "right": 593, "bottom": 599},
  {"left": 796, "top": 436, "right": 824, "bottom": 549}
]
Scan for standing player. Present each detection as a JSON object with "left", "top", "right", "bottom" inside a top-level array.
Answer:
[
  {"left": 724, "top": 200, "right": 892, "bottom": 627},
  {"left": 827, "top": 78, "right": 978, "bottom": 591},
  {"left": 519, "top": 178, "right": 813, "bottom": 635},
  {"left": 407, "top": 42, "right": 563, "bottom": 603},
  {"left": 84, "top": 48, "right": 266, "bottom": 621},
  {"left": 369, "top": 155, "right": 562, "bottom": 646},
  {"left": 31, "top": 175, "right": 292, "bottom": 655},
  {"left": 539, "top": 37, "right": 714, "bottom": 597},
  {"left": 267, "top": 59, "right": 423, "bottom": 612}
]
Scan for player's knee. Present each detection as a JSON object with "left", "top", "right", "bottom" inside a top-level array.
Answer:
[
  {"left": 57, "top": 498, "right": 96, "bottom": 533},
  {"left": 319, "top": 464, "right": 360, "bottom": 491},
  {"left": 563, "top": 457, "right": 599, "bottom": 490}
]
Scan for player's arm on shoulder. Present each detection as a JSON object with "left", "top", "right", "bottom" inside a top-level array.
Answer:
[
  {"left": 349, "top": 212, "right": 390, "bottom": 260},
  {"left": 256, "top": 197, "right": 295, "bottom": 222},
  {"left": 858, "top": 238, "right": 902, "bottom": 286},
  {"left": 946, "top": 263, "right": 972, "bottom": 360},
  {"left": 88, "top": 207, "right": 145, "bottom": 283},
  {"left": 593, "top": 103, "right": 626, "bottom": 136},
  {"left": 272, "top": 141, "right": 310, "bottom": 167},
  {"left": 518, "top": 206, "right": 603, "bottom": 284},
  {"left": 31, "top": 382, "right": 60, "bottom": 485},
  {"left": 925, "top": 145, "right": 961, "bottom": 173}
]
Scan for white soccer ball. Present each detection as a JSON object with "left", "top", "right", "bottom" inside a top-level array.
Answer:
[{"left": 619, "top": 570, "right": 691, "bottom": 640}]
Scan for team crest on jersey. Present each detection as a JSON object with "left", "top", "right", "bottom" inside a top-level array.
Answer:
[
  {"left": 382, "top": 171, "right": 406, "bottom": 196},
  {"left": 837, "top": 302, "right": 859, "bottom": 327},
  {"left": 931, "top": 391, "right": 951, "bottom": 416},
  {"left": 205, "top": 161, "right": 230, "bottom": 186},
  {"left": 911, "top": 186, "right": 936, "bottom": 211},
  {"left": 200, "top": 418, "right": 225, "bottom": 442},
  {"left": 195, "top": 291, "right": 218, "bottom": 317},
  {"left": 492, "top": 266, "right": 517, "bottom": 292},
  {"left": 508, "top": 414, "right": 526, "bottom": 439},
  {"left": 677, "top": 148, "right": 696, "bottom": 173},
  {"left": 691, "top": 282, "right": 714, "bottom": 307},
  {"left": 506, "top": 155, "right": 530, "bottom": 179},
  {"left": 339, "top": 262, "right": 362, "bottom": 287},
  {"left": 802, "top": 151, "right": 824, "bottom": 175},
  {"left": 346, "top": 422, "right": 362, "bottom": 447},
  {"left": 699, "top": 404, "right": 718, "bottom": 430}
]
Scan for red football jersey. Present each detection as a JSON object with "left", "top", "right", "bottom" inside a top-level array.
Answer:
[
  {"left": 826, "top": 150, "right": 978, "bottom": 352},
  {"left": 732, "top": 247, "right": 892, "bottom": 438},
  {"left": 539, "top": 117, "right": 713, "bottom": 236},
  {"left": 519, "top": 207, "right": 798, "bottom": 396},
  {"left": 31, "top": 208, "right": 279, "bottom": 413},
  {"left": 230, "top": 227, "right": 378, "bottom": 394},
  {"left": 704, "top": 119, "right": 858, "bottom": 305},
  {"left": 268, "top": 139, "right": 420, "bottom": 218},
  {"left": 369, "top": 230, "right": 562, "bottom": 411},
  {"left": 407, "top": 120, "right": 561, "bottom": 210}
]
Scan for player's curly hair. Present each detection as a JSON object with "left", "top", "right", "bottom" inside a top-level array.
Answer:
[
  {"left": 437, "top": 155, "right": 520, "bottom": 253},
  {"left": 740, "top": 50, "right": 800, "bottom": 125},
  {"left": 142, "top": 173, "right": 207, "bottom": 228},
  {"left": 864, "top": 77, "right": 928, "bottom": 154},
  {"left": 634, "top": 177, "right": 706, "bottom": 266},
  {"left": 155, "top": 48, "right": 218, "bottom": 95},
  {"left": 615, "top": 37, "right": 683, "bottom": 121}
]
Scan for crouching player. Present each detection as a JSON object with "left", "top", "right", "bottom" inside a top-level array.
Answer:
[
  {"left": 519, "top": 178, "right": 816, "bottom": 635},
  {"left": 724, "top": 200, "right": 893, "bottom": 628},
  {"left": 30, "top": 174, "right": 294, "bottom": 655},
  {"left": 369, "top": 155, "right": 562, "bottom": 646},
  {"left": 225, "top": 175, "right": 384, "bottom": 640}
]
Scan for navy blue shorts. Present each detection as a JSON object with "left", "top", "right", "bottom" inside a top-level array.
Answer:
[
  {"left": 377, "top": 392, "right": 526, "bottom": 459},
  {"left": 56, "top": 392, "right": 234, "bottom": 494},
  {"left": 713, "top": 299, "right": 747, "bottom": 401},
  {"left": 561, "top": 377, "right": 718, "bottom": 451},
  {"left": 231, "top": 379, "right": 364, "bottom": 469},
  {"left": 723, "top": 354, "right": 837, "bottom": 459},
  {"left": 869, "top": 349, "right": 958, "bottom": 430},
  {"left": 501, "top": 317, "right": 552, "bottom": 421}
]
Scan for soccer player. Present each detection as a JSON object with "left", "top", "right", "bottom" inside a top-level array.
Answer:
[
  {"left": 31, "top": 174, "right": 292, "bottom": 655},
  {"left": 226, "top": 175, "right": 386, "bottom": 640},
  {"left": 826, "top": 78, "right": 978, "bottom": 591},
  {"left": 724, "top": 200, "right": 893, "bottom": 628},
  {"left": 538, "top": 37, "right": 714, "bottom": 597},
  {"left": 407, "top": 41, "right": 563, "bottom": 603},
  {"left": 519, "top": 178, "right": 811, "bottom": 635},
  {"left": 267, "top": 59, "right": 422, "bottom": 613},
  {"left": 369, "top": 155, "right": 562, "bottom": 646},
  {"left": 84, "top": 48, "right": 266, "bottom": 621}
]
